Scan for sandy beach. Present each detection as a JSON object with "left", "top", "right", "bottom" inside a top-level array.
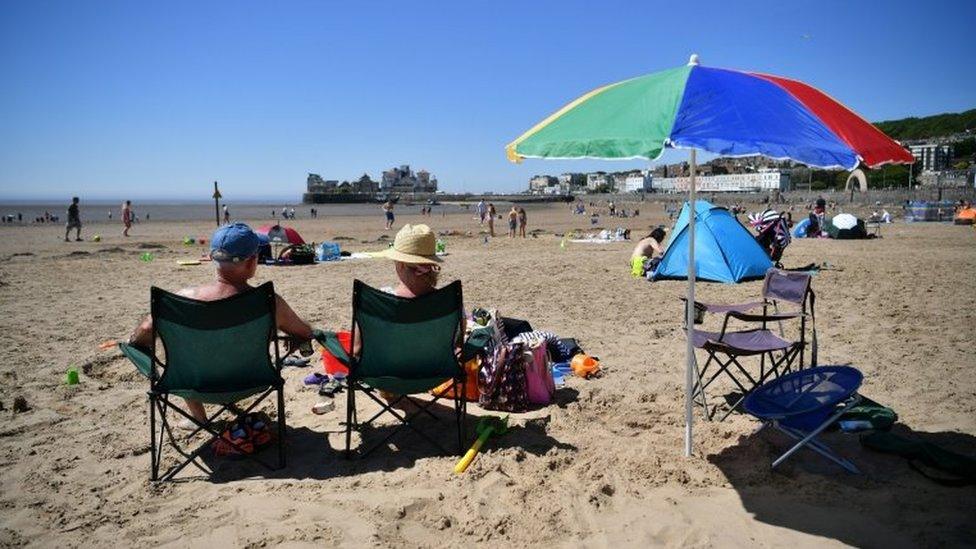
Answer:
[{"left": 0, "top": 202, "right": 973, "bottom": 548}]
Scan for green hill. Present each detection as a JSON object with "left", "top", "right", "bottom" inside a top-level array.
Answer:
[{"left": 874, "top": 109, "right": 976, "bottom": 140}]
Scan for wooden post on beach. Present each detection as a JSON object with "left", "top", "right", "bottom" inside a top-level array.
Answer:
[{"left": 212, "top": 181, "right": 222, "bottom": 227}]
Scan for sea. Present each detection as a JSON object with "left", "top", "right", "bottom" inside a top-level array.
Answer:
[{"left": 0, "top": 199, "right": 486, "bottom": 224}]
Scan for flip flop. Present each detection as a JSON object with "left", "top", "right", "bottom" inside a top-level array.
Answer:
[
  {"left": 283, "top": 356, "right": 311, "bottom": 367},
  {"left": 243, "top": 413, "right": 274, "bottom": 447},
  {"left": 318, "top": 379, "right": 343, "bottom": 397},
  {"left": 303, "top": 372, "right": 329, "bottom": 386},
  {"left": 211, "top": 423, "right": 254, "bottom": 457}
]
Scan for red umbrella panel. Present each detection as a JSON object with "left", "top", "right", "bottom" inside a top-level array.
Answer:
[{"left": 256, "top": 224, "right": 305, "bottom": 245}]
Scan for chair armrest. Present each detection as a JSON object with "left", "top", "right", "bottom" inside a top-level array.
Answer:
[
  {"left": 726, "top": 310, "right": 803, "bottom": 323},
  {"left": 312, "top": 329, "right": 351, "bottom": 367},
  {"left": 119, "top": 342, "right": 154, "bottom": 379},
  {"left": 680, "top": 297, "right": 764, "bottom": 315}
]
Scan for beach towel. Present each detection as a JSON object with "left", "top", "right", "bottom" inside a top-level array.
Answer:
[{"left": 861, "top": 431, "right": 976, "bottom": 486}]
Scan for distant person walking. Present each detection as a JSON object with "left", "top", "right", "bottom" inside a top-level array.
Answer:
[
  {"left": 122, "top": 200, "right": 133, "bottom": 237},
  {"left": 223, "top": 204, "right": 231, "bottom": 224},
  {"left": 518, "top": 207, "right": 527, "bottom": 238},
  {"left": 487, "top": 203, "right": 496, "bottom": 237},
  {"left": 65, "top": 196, "right": 82, "bottom": 242},
  {"left": 608, "top": 200, "right": 616, "bottom": 217},
  {"left": 508, "top": 206, "right": 518, "bottom": 238},
  {"left": 383, "top": 200, "right": 395, "bottom": 230},
  {"left": 477, "top": 200, "right": 487, "bottom": 225}
]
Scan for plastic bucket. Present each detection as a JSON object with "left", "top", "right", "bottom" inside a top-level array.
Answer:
[{"left": 320, "top": 331, "right": 352, "bottom": 375}]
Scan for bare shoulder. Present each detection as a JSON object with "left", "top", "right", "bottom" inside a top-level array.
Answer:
[{"left": 176, "top": 287, "right": 199, "bottom": 299}]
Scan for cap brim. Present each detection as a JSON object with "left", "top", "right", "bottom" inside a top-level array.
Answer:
[{"left": 373, "top": 247, "right": 442, "bottom": 264}]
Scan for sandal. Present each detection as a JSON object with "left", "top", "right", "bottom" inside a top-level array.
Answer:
[
  {"left": 243, "top": 413, "right": 274, "bottom": 447},
  {"left": 211, "top": 423, "right": 254, "bottom": 457},
  {"left": 303, "top": 372, "right": 329, "bottom": 386},
  {"left": 318, "top": 379, "right": 343, "bottom": 397}
]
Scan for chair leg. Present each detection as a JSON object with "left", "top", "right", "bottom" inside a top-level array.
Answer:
[
  {"left": 277, "top": 385, "right": 286, "bottom": 469},
  {"left": 769, "top": 402, "right": 861, "bottom": 474},
  {"left": 344, "top": 381, "right": 355, "bottom": 459},
  {"left": 149, "top": 394, "right": 159, "bottom": 482}
]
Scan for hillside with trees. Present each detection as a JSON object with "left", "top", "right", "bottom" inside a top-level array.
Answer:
[{"left": 874, "top": 109, "right": 976, "bottom": 140}]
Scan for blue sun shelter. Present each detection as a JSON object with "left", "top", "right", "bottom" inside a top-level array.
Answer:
[{"left": 652, "top": 201, "right": 772, "bottom": 283}]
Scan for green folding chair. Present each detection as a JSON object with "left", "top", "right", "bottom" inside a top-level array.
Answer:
[
  {"left": 119, "top": 282, "right": 289, "bottom": 481},
  {"left": 315, "top": 280, "right": 468, "bottom": 458}
]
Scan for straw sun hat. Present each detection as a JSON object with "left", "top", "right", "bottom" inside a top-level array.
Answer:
[{"left": 374, "top": 224, "right": 442, "bottom": 264}]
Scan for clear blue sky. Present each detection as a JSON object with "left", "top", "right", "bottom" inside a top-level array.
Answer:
[{"left": 1, "top": 0, "right": 974, "bottom": 200}]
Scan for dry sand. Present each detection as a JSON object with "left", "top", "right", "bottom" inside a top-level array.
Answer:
[{"left": 0, "top": 202, "right": 974, "bottom": 547}]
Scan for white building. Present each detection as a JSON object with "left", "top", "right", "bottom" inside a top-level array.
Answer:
[
  {"left": 529, "top": 175, "right": 558, "bottom": 193},
  {"left": 654, "top": 170, "right": 789, "bottom": 192},
  {"left": 624, "top": 171, "right": 653, "bottom": 192},
  {"left": 908, "top": 143, "right": 953, "bottom": 172},
  {"left": 586, "top": 172, "right": 613, "bottom": 191}
]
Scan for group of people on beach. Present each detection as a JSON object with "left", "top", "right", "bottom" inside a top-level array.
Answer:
[
  {"left": 126, "top": 221, "right": 445, "bottom": 425},
  {"left": 475, "top": 199, "right": 527, "bottom": 238},
  {"left": 60, "top": 197, "right": 141, "bottom": 241}
]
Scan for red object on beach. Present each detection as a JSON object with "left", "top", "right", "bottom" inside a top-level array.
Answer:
[
  {"left": 256, "top": 224, "right": 305, "bottom": 245},
  {"left": 320, "top": 331, "right": 352, "bottom": 375}
]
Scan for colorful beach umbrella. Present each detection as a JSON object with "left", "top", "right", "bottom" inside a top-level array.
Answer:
[
  {"left": 507, "top": 55, "right": 914, "bottom": 169},
  {"left": 506, "top": 55, "right": 915, "bottom": 457}
]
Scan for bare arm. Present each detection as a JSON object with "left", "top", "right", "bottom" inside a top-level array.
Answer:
[
  {"left": 127, "top": 287, "right": 196, "bottom": 347},
  {"left": 275, "top": 294, "right": 313, "bottom": 340}
]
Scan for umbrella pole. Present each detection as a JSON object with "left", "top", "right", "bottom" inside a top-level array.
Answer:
[{"left": 685, "top": 149, "right": 697, "bottom": 458}]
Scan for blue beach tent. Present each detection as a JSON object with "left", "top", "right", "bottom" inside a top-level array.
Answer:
[{"left": 653, "top": 201, "right": 772, "bottom": 283}]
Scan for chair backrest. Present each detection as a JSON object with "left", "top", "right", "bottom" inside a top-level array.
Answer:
[
  {"left": 352, "top": 279, "right": 463, "bottom": 381},
  {"left": 762, "top": 269, "right": 812, "bottom": 306},
  {"left": 151, "top": 282, "right": 278, "bottom": 394}
]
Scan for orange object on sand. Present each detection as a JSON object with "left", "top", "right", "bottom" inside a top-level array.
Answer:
[
  {"left": 98, "top": 340, "right": 119, "bottom": 351},
  {"left": 432, "top": 357, "right": 482, "bottom": 401},
  {"left": 570, "top": 354, "right": 600, "bottom": 378},
  {"left": 954, "top": 208, "right": 976, "bottom": 225},
  {"left": 320, "top": 331, "right": 352, "bottom": 375}
]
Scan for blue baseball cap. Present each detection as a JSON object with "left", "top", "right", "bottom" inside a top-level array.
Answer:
[{"left": 210, "top": 223, "right": 268, "bottom": 262}]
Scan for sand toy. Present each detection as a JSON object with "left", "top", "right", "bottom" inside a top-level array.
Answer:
[{"left": 454, "top": 415, "right": 508, "bottom": 474}]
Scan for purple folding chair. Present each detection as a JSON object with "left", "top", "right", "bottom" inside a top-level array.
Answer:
[{"left": 685, "top": 268, "right": 816, "bottom": 421}]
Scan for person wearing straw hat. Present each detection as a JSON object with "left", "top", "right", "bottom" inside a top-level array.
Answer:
[
  {"left": 363, "top": 224, "right": 456, "bottom": 407},
  {"left": 373, "top": 224, "right": 443, "bottom": 298}
]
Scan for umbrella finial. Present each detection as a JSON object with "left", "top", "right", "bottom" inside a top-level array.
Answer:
[{"left": 687, "top": 54, "right": 700, "bottom": 66}]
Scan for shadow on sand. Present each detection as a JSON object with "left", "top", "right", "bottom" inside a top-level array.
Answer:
[
  {"left": 178, "top": 394, "right": 577, "bottom": 484},
  {"left": 707, "top": 422, "right": 976, "bottom": 547}
]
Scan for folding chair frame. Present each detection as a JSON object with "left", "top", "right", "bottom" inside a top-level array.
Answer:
[
  {"left": 341, "top": 281, "right": 468, "bottom": 459},
  {"left": 343, "top": 378, "right": 468, "bottom": 458},
  {"left": 757, "top": 394, "right": 862, "bottom": 474},
  {"left": 692, "top": 341, "right": 802, "bottom": 421},
  {"left": 143, "top": 287, "right": 296, "bottom": 482}
]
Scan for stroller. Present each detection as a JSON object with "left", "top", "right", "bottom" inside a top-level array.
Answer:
[{"left": 749, "top": 209, "right": 792, "bottom": 266}]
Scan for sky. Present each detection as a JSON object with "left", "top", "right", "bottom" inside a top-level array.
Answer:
[{"left": 1, "top": 0, "right": 974, "bottom": 200}]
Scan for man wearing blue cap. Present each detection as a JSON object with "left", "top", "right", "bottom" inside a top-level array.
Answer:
[{"left": 127, "top": 223, "right": 313, "bottom": 424}]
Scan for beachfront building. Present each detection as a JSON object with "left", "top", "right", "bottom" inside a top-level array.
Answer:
[
  {"left": 909, "top": 143, "right": 954, "bottom": 172},
  {"left": 559, "top": 172, "right": 587, "bottom": 191},
  {"left": 624, "top": 170, "right": 653, "bottom": 192},
  {"left": 381, "top": 164, "right": 439, "bottom": 193},
  {"left": 306, "top": 173, "right": 339, "bottom": 193},
  {"left": 586, "top": 172, "right": 614, "bottom": 192},
  {"left": 352, "top": 174, "right": 379, "bottom": 194},
  {"left": 529, "top": 175, "right": 559, "bottom": 193},
  {"left": 655, "top": 169, "right": 789, "bottom": 192}
]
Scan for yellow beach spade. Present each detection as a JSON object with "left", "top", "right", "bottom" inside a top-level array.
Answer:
[{"left": 454, "top": 415, "right": 509, "bottom": 474}]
